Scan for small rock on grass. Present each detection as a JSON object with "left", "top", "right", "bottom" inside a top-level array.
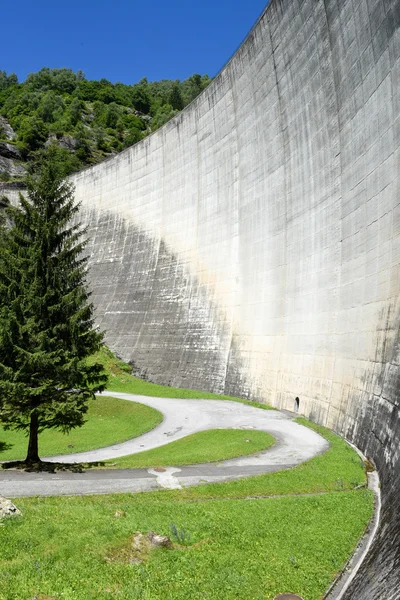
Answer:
[
  {"left": 131, "top": 531, "right": 173, "bottom": 552},
  {"left": 148, "top": 531, "right": 173, "bottom": 548},
  {"left": 0, "top": 496, "right": 21, "bottom": 518}
]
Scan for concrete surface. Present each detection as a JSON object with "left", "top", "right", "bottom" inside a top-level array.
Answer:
[
  {"left": 326, "top": 469, "right": 382, "bottom": 599},
  {"left": 0, "top": 463, "right": 301, "bottom": 498},
  {"left": 1, "top": 0, "right": 399, "bottom": 597}
]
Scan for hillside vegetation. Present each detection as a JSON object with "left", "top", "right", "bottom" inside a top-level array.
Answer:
[{"left": 0, "top": 68, "right": 211, "bottom": 180}]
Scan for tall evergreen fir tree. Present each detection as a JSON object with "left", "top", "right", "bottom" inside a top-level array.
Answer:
[{"left": 0, "top": 151, "right": 107, "bottom": 464}]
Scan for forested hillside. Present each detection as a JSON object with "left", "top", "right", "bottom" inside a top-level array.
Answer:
[{"left": 0, "top": 68, "right": 211, "bottom": 180}]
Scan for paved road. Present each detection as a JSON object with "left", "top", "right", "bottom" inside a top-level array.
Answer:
[{"left": 0, "top": 393, "right": 328, "bottom": 497}]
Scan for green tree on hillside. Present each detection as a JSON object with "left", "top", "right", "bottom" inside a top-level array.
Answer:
[
  {"left": 37, "top": 91, "right": 65, "bottom": 123},
  {"left": 27, "top": 146, "right": 81, "bottom": 178},
  {"left": 131, "top": 84, "right": 151, "bottom": 113},
  {"left": 105, "top": 102, "right": 121, "bottom": 128},
  {"left": 169, "top": 84, "right": 184, "bottom": 111},
  {"left": 68, "top": 97, "right": 83, "bottom": 126},
  {"left": 151, "top": 104, "right": 178, "bottom": 131},
  {"left": 0, "top": 151, "right": 107, "bottom": 464},
  {"left": 0, "top": 71, "right": 18, "bottom": 90},
  {"left": 74, "top": 123, "right": 91, "bottom": 161},
  {"left": 18, "top": 116, "right": 48, "bottom": 155}
]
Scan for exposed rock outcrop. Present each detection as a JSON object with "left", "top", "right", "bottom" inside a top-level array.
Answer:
[
  {"left": 0, "top": 116, "right": 16, "bottom": 141},
  {"left": 0, "top": 155, "right": 26, "bottom": 178},
  {"left": 0, "top": 141, "right": 21, "bottom": 160},
  {"left": 0, "top": 141, "right": 25, "bottom": 179},
  {"left": 45, "top": 134, "right": 78, "bottom": 152}
]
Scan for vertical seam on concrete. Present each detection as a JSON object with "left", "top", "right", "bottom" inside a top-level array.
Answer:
[
  {"left": 320, "top": 0, "right": 343, "bottom": 428},
  {"left": 266, "top": 8, "right": 289, "bottom": 409},
  {"left": 221, "top": 64, "right": 241, "bottom": 393},
  {"left": 174, "top": 106, "right": 203, "bottom": 386}
]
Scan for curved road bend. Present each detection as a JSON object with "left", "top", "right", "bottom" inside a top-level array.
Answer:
[{"left": 0, "top": 392, "right": 328, "bottom": 497}]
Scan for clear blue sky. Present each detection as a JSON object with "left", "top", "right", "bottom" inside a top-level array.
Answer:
[{"left": 2, "top": 1, "right": 268, "bottom": 84}]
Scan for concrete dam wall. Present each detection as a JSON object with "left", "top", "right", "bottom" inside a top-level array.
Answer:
[{"left": 4, "top": 0, "right": 398, "bottom": 597}]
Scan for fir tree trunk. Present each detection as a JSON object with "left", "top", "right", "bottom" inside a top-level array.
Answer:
[{"left": 26, "top": 411, "right": 40, "bottom": 463}]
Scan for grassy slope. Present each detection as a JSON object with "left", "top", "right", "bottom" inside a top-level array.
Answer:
[
  {"left": 89, "top": 346, "right": 273, "bottom": 411},
  {"left": 103, "top": 429, "right": 275, "bottom": 469},
  {"left": 0, "top": 396, "right": 162, "bottom": 462}
]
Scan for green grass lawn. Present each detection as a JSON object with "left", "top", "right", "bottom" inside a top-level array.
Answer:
[
  {"left": 89, "top": 346, "right": 273, "bottom": 411},
  {"left": 0, "top": 419, "right": 374, "bottom": 599},
  {"left": 150, "top": 419, "right": 368, "bottom": 501},
  {"left": 0, "top": 396, "right": 162, "bottom": 462},
  {"left": 0, "top": 490, "right": 372, "bottom": 600},
  {"left": 103, "top": 429, "right": 275, "bottom": 469}
]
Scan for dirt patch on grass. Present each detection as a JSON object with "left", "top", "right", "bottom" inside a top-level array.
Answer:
[
  {"left": 105, "top": 531, "right": 212, "bottom": 565},
  {"left": 105, "top": 531, "right": 172, "bottom": 565}
]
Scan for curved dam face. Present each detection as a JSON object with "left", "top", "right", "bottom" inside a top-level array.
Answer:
[{"left": 25, "top": 0, "right": 399, "bottom": 597}]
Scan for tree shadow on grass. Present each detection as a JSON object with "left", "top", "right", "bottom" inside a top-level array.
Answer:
[
  {"left": 1, "top": 460, "right": 106, "bottom": 473},
  {"left": 0, "top": 441, "right": 13, "bottom": 453}
]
